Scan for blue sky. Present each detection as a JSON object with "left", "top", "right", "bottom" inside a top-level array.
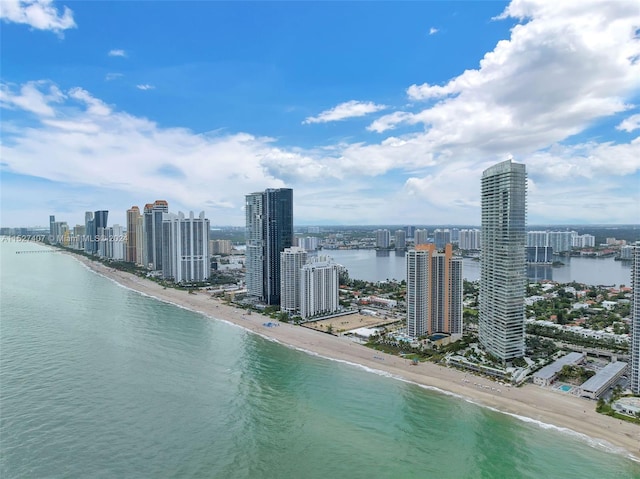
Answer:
[{"left": 1, "top": 0, "right": 639, "bottom": 228}]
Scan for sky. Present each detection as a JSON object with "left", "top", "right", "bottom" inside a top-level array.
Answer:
[{"left": 1, "top": 0, "right": 639, "bottom": 228}]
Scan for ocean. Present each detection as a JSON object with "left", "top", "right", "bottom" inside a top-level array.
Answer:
[{"left": 1, "top": 241, "right": 639, "bottom": 478}]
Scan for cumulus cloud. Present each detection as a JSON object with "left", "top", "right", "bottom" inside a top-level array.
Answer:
[
  {"left": 429, "top": 27, "right": 439, "bottom": 35},
  {"left": 108, "top": 49, "right": 127, "bottom": 57},
  {"left": 0, "top": 0, "right": 76, "bottom": 35},
  {"left": 303, "top": 100, "right": 387, "bottom": 124},
  {"left": 136, "top": 84, "right": 155, "bottom": 91},
  {"left": 617, "top": 113, "right": 640, "bottom": 133},
  {"left": 374, "top": 0, "right": 640, "bottom": 162}
]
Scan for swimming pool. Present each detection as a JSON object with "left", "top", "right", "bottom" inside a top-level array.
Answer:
[{"left": 559, "top": 385, "right": 572, "bottom": 392}]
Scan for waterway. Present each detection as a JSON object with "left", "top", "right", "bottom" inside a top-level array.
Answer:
[{"left": 322, "top": 249, "right": 632, "bottom": 286}]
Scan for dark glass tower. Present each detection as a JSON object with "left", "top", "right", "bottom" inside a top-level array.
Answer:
[{"left": 245, "top": 188, "right": 293, "bottom": 305}]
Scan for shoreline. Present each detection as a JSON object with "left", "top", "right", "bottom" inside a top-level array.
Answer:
[{"left": 70, "top": 253, "right": 640, "bottom": 462}]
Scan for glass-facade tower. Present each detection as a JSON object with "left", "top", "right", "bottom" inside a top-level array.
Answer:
[
  {"left": 479, "top": 159, "right": 527, "bottom": 362},
  {"left": 245, "top": 188, "right": 293, "bottom": 305}
]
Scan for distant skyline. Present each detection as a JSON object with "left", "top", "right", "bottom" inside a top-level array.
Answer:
[{"left": 1, "top": 0, "right": 639, "bottom": 228}]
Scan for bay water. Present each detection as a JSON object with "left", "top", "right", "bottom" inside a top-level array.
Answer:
[
  {"left": 1, "top": 241, "right": 639, "bottom": 478},
  {"left": 324, "top": 249, "right": 632, "bottom": 286}
]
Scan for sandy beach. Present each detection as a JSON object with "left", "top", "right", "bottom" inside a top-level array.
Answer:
[{"left": 72, "top": 254, "right": 640, "bottom": 461}]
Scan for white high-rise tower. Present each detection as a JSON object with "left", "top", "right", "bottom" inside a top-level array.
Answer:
[{"left": 479, "top": 159, "right": 527, "bottom": 362}]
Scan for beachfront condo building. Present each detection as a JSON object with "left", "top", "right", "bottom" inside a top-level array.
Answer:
[
  {"left": 161, "top": 211, "right": 210, "bottom": 283},
  {"left": 300, "top": 256, "right": 340, "bottom": 320},
  {"left": 126, "top": 206, "right": 141, "bottom": 263},
  {"left": 245, "top": 188, "right": 293, "bottom": 305},
  {"left": 280, "top": 247, "right": 308, "bottom": 315},
  {"left": 479, "top": 159, "right": 527, "bottom": 362},
  {"left": 84, "top": 212, "right": 94, "bottom": 253},
  {"left": 631, "top": 243, "right": 640, "bottom": 394},
  {"left": 406, "top": 243, "right": 463, "bottom": 339},
  {"left": 143, "top": 200, "right": 168, "bottom": 270}
]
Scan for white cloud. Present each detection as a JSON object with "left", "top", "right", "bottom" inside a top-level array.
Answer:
[
  {"left": 136, "top": 84, "right": 155, "bottom": 91},
  {"left": 0, "top": 80, "right": 65, "bottom": 116},
  {"left": 108, "top": 49, "right": 127, "bottom": 57},
  {"left": 617, "top": 113, "right": 640, "bottom": 133},
  {"left": 303, "top": 100, "right": 387, "bottom": 124},
  {"left": 429, "top": 27, "right": 439, "bottom": 35},
  {"left": 375, "top": 0, "right": 640, "bottom": 161},
  {"left": 0, "top": 0, "right": 76, "bottom": 35},
  {"left": 105, "top": 73, "right": 123, "bottom": 81}
]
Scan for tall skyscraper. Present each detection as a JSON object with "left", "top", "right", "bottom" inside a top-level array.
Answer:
[
  {"left": 91, "top": 210, "right": 108, "bottom": 254},
  {"left": 49, "top": 215, "right": 55, "bottom": 240},
  {"left": 395, "top": 229, "right": 406, "bottom": 250},
  {"left": 479, "top": 159, "right": 527, "bottom": 362},
  {"left": 84, "top": 211, "right": 94, "bottom": 253},
  {"left": 300, "top": 256, "right": 340, "bottom": 320},
  {"left": 375, "top": 229, "right": 390, "bottom": 248},
  {"left": 631, "top": 242, "right": 640, "bottom": 394},
  {"left": 280, "top": 246, "right": 308, "bottom": 314},
  {"left": 245, "top": 188, "right": 293, "bottom": 305},
  {"left": 406, "top": 244, "right": 463, "bottom": 339},
  {"left": 414, "top": 229, "right": 429, "bottom": 246},
  {"left": 433, "top": 229, "right": 451, "bottom": 250},
  {"left": 126, "top": 206, "right": 141, "bottom": 263},
  {"left": 143, "top": 200, "right": 168, "bottom": 270},
  {"left": 161, "top": 211, "right": 210, "bottom": 283},
  {"left": 459, "top": 229, "right": 481, "bottom": 251}
]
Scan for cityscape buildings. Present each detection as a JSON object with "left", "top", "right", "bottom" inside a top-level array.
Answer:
[
  {"left": 245, "top": 188, "right": 293, "bottom": 305},
  {"left": 406, "top": 244, "right": 463, "bottom": 339},
  {"left": 479, "top": 159, "right": 527, "bottom": 362}
]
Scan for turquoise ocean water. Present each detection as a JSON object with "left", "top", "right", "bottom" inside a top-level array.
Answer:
[{"left": 1, "top": 241, "right": 639, "bottom": 478}]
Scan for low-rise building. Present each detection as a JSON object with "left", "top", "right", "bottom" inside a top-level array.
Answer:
[
  {"left": 533, "top": 352, "right": 586, "bottom": 387},
  {"left": 578, "top": 361, "right": 628, "bottom": 399}
]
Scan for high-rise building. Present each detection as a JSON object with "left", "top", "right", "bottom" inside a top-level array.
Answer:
[
  {"left": 90, "top": 210, "right": 109, "bottom": 254},
  {"left": 459, "top": 229, "right": 481, "bottom": 251},
  {"left": 414, "top": 229, "right": 429, "bottom": 246},
  {"left": 548, "top": 231, "right": 576, "bottom": 253},
  {"left": 375, "top": 229, "right": 390, "bottom": 248},
  {"left": 245, "top": 188, "right": 293, "bottom": 305},
  {"left": 479, "top": 159, "right": 527, "bottom": 362},
  {"left": 631, "top": 243, "right": 640, "bottom": 394},
  {"left": 49, "top": 215, "right": 55, "bottom": 240},
  {"left": 280, "top": 246, "right": 308, "bottom": 314},
  {"left": 300, "top": 256, "right": 340, "bottom": 319},
  {"left": 395, "top": 229, "right": 406, "bottom": 250},
  {"left": 209, "top": 239, "right": 233, "bottom": 255},
  {"left": 143, "top": 200, "right": 168, "bottom": 270},
  {"left": 526, "top": 231, "right": 549, "bottom": 248},
  {"left": 433, "top": 229, "right": 451, "bottom": 250},
  {"left": 84, "top": 212, "right": 94, "bottom": 253},
  {"left": 161, "top": 211, "right": 210, "bottom": 283},
  {"left": 406, "top": 244, "right": 463, "bottom": 339},
  {"left": 126, "top": 206, "right": 141, "bottom": 263},
  {"left": 135, "top": 215, "right": 145, "bottom": 265}
]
